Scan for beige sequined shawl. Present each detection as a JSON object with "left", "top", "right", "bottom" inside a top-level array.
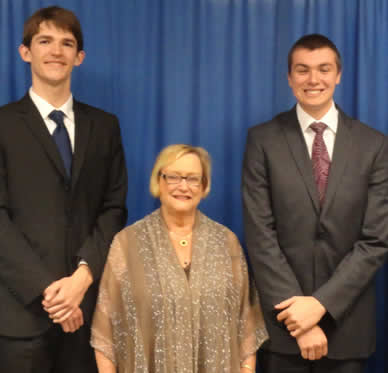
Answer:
[{"left": 91, "top": 209, "right": 267, "bottom": 372}]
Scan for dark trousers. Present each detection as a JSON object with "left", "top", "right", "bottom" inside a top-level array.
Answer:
[
  {"left": 0, "top": 325, "right": 97, "bottom": 373},
  {"left": 258, "top": 349, "right": 366, "bottom": 373}
]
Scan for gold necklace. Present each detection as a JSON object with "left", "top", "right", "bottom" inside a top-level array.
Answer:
[{"left": 169, "top": 231, "right": 192, "bottom": 247}]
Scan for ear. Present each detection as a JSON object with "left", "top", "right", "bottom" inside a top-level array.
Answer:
[
  {"left": 74, "top": 50, "right": 86, "bottom": 67},
  {"left": 201, "top": 183, "right": 209, "bottom": 199},
  {"left": 336, "top": 71, "right": 342, "bottom": 85},
  {"left": 287, "top": 73, "right": 292, "bottom": 88},
  {"left": 18, "top": 44, "right": 32, "bottom": 63}
]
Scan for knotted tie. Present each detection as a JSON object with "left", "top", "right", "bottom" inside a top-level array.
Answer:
[
  {"left": 310, "top": 122, "right": 331, "bottom": 205},
  {"left": 49, "top": 110, "right": 72, "bottom": 177}
]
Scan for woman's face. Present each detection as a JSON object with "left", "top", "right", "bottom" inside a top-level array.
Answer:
[{"left": 159, "top": 153, "right": 204, "bottom": 216}]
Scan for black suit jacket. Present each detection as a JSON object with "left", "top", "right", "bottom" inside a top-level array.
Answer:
[
  {"left": 0, "top": 94, "right": 128, "bottom": 337},
  {"left": 242, "top": 106, "right": 388, "bottom": 359}
]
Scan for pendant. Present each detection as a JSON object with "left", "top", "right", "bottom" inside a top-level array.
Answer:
[{"left": 180, "top": 239, "right": 188, "bottom": 247}]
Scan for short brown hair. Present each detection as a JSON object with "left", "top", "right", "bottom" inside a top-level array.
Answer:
[
  {"left": 22, "top": 6, "right": 83, "bottom": 51},
  {"left": 150, "top": 144, "right": 212, "bottom": 198},
  {"left": 288, "top": 34, "right": 342, "bottom": 73}
]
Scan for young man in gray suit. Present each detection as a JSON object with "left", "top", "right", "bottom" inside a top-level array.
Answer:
[
  {"left": 243, "top": 34, "right": 388, "bottom": 373},
  {"left": 0, "top": 6, "right": 127, "bottom": 372}
]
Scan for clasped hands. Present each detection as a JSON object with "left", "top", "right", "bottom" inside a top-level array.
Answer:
[
  {"left": 275, "top": 296, "right": 328, "bottom": 360},
  {"left": 42, "top": 265, "right": 93, "bottom": 333}
]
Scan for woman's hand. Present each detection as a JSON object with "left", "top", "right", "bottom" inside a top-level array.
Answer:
[{"left": 240, "top": 354, "right": 256, "bottom": 373}]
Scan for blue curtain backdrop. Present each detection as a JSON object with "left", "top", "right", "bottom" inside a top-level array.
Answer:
[{"left": 1, "top": 0, "right": 387, "bottom": 371}]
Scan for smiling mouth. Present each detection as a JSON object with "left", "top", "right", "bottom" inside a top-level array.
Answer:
[
  {"left": 45, "top": 61, "right": 65, "bottom": 66},
  {"left": 304, "top": 89, "right": 324, "bottom": 96},
  {"left": 173, "top": 196, "right": 191, "bottom": 200}
]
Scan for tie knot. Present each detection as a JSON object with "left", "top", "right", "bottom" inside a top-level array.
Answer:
[
  {"left": 49, "top": 110, "right": 65, "bottom": 127},
  {"left": 310, "top": 122, "right": 327, "bottom": 135}
]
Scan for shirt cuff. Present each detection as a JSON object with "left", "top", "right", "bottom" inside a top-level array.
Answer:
[{"left": 78, "top": 259, "right": 88, "bottom": 267}]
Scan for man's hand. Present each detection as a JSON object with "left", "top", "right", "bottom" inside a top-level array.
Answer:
[
  {"left": 42, "top": 265, "right": 93, "bottom": 323},
  {"left": 275, "top": 296, "right": 326, "bottom": 337},
  {"left": 296, "top": 325, "right": 328, "bottom": 360},
  {"left": 60, "top": 307, "right": 84, "bottom": 333}
]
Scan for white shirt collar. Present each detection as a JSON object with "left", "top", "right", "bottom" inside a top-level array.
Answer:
[
  {"left": 29, "top": 87, "right": 74, "bottom": 122},
  {"left": 296, "top": 102, "right": 338, "bottom": 134}
]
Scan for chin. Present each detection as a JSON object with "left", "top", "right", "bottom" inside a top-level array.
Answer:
[
  {"left": 172, "top": 204, "right": 196, "bottom": 214},
  {"left": 174, "top": 205, "right": 193, "bottom": 212}
]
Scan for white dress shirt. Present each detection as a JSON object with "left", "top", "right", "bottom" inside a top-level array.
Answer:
[
  {"left": 29, "top": 89, "right": 87, "bottom": 266},
  {"left": 29, "top": 87, "right": 75, "bottom": 152},
  {"left": 296, "top": 102, "right": 338, "bottom": 160}
]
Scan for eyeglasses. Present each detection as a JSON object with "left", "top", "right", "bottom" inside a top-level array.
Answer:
[{"left": 161, "top": 173, "right": 202, "bottom": 187}]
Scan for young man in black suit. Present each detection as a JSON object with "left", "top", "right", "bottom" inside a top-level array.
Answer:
[
  {"left": 243, "top": 34, "right": 388, "bottom": 373},
  {"left": 0, "top": 6, "right": 127, "bottom": 372}
]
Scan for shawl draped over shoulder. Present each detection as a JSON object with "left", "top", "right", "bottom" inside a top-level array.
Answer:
[{"left": 91, "top": 209, "right": 267, "bottom": 372}]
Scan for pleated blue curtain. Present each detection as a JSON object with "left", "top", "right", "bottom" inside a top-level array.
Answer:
[{"left": 1, "top": 1, "right": 387, "bottom": 372}]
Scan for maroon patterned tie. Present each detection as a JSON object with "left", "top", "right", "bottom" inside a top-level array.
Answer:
[{"left": 310, "top": 122, "right": 331, "bottom": 205}]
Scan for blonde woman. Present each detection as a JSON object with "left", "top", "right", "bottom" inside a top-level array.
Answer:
[{"left": 91, "top": 144, "right": 267, "bottom": 372}]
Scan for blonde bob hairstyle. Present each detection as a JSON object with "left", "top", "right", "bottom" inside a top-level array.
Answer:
[{"left": 150, "top": 144, "right": 211, "bottom": 198}]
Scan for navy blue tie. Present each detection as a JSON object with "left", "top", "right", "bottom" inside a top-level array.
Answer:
[{"left": 49, "top": 110, "right": 72, "bottom": 177}]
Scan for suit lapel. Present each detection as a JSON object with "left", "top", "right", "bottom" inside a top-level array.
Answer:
[
  {"left": 281, "top": 108, "right": 320, "bottom": 214},
  {"left": 18, "top": 94, "right": 68, "bottom": 179},
  {"left": 72, "top": 100, "right": 92, "bottom": 188},
  {"left": 321, "top": 109, "right": 353, "bottom": 214}
]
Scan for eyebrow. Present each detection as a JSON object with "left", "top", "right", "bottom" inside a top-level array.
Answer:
[
  {"left": 62, "top": 38, "right": 76, "bottom": 45},
  {"left": 164, "top": 172, "right": 202, "bottom": 176},
  {"left": 294, "top": 63, "right": 334, "bottom": 69},
  {"left": 35, "top": 35, "right": 76, "bottom": 44}
]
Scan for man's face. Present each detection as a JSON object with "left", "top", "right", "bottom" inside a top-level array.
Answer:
[
  {"left": 288, "top": 47, "right": 341, "bottom": 119},
  {"left": 19, "top": 21, "right": 85, "bottom": 89}
]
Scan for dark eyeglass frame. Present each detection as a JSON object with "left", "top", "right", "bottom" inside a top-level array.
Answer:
[{"left": 160, "top": 173, "right": 203, "bottom": 187}]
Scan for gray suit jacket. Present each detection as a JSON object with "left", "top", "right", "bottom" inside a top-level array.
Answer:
[
  {"left": 242, "top": 106, "right": 388, "bottom": 359},
  {"left": 0, "top": 94, "right": 128, "bottom": 337}
]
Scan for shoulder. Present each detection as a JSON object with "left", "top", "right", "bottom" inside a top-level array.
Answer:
[
  {"left": 198, "top": 212, "right": 242, "bottom": 254},
  {"left": 113, "top": 215, "right": 145, "bottom": 242},
  {"left": 114, "top": 210, "right": 159, "bottom": 243},
  {"left": 247, "top": 107, "right": 296, "bottom": 142},
  {"left": 199, "top": 211, "right": 229, "bottom": 233},
  {"left": 0, "top": 95, "right": 29, "bottom": 117},
  {"left": 338, "top": 107, "right": 387, "bottom": 149},
  {"left": 0, "top": 100, "right": 20, "bottom": 114},
  {"left": 0, "top": 96, "right": 37, "bottom": 138},
  {"left": 74, "top": 100, "right": 119, "bottom": 126}
]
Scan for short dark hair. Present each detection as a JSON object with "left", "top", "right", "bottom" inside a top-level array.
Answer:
[
  {"left": 288, "top": 34, "right": 342, "bottom": 73},
  {"left": 22, "top": 6, "right": 83, "bottom": 51}
]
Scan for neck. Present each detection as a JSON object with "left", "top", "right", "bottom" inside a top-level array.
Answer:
[
  {"left": 31, "top": 80, "right": 71, "bottom": 108},
  {"left": 301, "top": 102, "right": 333, "bottom": 121},
  {"left": 161, "top": 205, "right": 196, "bottom": 234}
]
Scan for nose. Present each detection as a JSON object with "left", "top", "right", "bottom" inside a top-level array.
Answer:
[
  {"left": 177, "top": 178, "right": 189, "bottom": 190},
  {"left": 50, "top": 42, "right": 63, "bottom": 55},
  {"left": 308, "top": 70, "right": 319, "bottom": 84}
]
